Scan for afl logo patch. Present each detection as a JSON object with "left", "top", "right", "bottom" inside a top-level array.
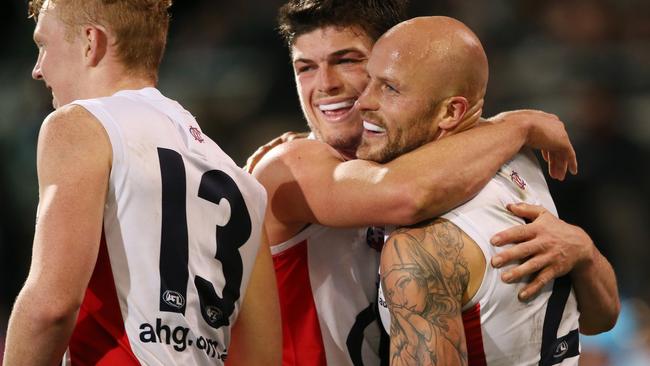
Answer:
[
  {"left": 510, "top": 170, "right": 526, "bottom": 190},
  {"left": 189, "top": 126, "right": 204, "bottom": 143},
  {"left": 162, "top": 290, "right": 185, "bottom": 309},
  {"left": 205, "top": 305, "right": 224, "bottom": 326},
  {"left": 554, "top": 340, "right": 569, "bottom": 358}
]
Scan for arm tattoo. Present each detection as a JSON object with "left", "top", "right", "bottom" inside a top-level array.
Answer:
[{"left": 381, "top": 219, "right": 470, "bottom": 365}]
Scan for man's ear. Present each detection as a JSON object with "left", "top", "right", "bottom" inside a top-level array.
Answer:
[
  {"left": 437, "top": 96, "right": 468, "bottom": 137},
  {"left": 84, "top": 25, "right": 108, "bottom": 67}
]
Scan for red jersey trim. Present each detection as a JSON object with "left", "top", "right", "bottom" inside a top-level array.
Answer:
[
  {"left": 68, "top": 233, "right": 140, "bottom": 365},
  {"left": 273, "top": 240, "right": 327, "bottom": 366},
  {"left": 462, "top": 303, "right": 487, "bottom": 366}
]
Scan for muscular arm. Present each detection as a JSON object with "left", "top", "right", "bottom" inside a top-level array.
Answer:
[
  {"left": 3, "top": 105, "right": 111, "bottom": 365},
  {"left": 226, "top": 229, "right": 282, "bottom": 365},
  {"left": 490, "top": 203, "right": 620, "bottom": 334},
  {"left": 380, "top": 219, "right": 473, "bottom": 366},
  {"left": 571, "top": 243, "right": 619, "bottom": 335},
  {"left": 254, "top": 112, "right": 575, "bottom": 236}
]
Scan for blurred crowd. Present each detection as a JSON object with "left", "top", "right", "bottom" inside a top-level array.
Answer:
[{"left": 1, "top": 0, "right": 648, "bottom": 364}]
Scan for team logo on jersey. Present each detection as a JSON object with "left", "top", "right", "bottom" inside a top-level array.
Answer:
[
  {"left": 189, "top": 126, "right": 204, "bottom": 143},
  {"left": 163, "top": 290, "right": 185, "bottom": 309},
  {"left": 205, "top": 305, "right": 224, "bottom": 326},
  {"left": 554, "top": 340, "right": 569, "bottom": 358},
  {"left": 510, "top": 170, "right": 527, "bottom": 190},
  {"left": 366, "top": 226, "right": 385, "bottom": 251}
]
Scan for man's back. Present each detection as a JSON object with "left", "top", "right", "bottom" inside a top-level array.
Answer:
[{"left": 67, "top": 88, "right": 268, "bottom": 365}]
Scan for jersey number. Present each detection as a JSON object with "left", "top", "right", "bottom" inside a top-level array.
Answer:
[
  {"left": 539, "top": 276, "right": 579, "bottom": 365},
  {"left": 157, "top": 148, "right": 252, "bottom": 329}
]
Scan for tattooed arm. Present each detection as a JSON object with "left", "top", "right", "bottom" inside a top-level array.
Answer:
[{"left": 380, "top": 219, "right": 477, "bottom": 366}]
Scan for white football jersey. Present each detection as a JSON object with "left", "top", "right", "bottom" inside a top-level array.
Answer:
[
  {"left": 64, "top": 88, "right": 267, "bottom": 365},
  {"left": 272, "top": 224, "right": 387, "bottom": 365},
  {"left": 379, "top": 150, "right": 580, "bottom": 366}
]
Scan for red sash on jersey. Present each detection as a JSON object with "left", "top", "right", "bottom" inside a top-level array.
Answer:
[{"left": 68, "top": 234, "right": 140, "bottom": 365}]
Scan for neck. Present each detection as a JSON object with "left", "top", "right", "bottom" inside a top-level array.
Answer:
[
  {"left": 338, "top": 148, "right": 357, "bottom": 161},
  {"left": 84, "top": 77, "right": 156, "bottom": 98},
  {"left": 80, "top": 70, "right": 156, "bottom": 100}
]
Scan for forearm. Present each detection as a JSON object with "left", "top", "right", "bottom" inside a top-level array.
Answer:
[
  {"left": 572, "top": 247, "right": 620, "bottom": 335},
  {"left": 4, "top": 288, "right": 78, "bottom": 365},
  {"left": 386, "top": 119, "right": 528, "bottom": 221}
]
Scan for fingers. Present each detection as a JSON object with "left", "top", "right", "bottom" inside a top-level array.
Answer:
[
  {"left": 282, "top": 131, "right": 309, "bottom": 142},
  {"left": 290, "top": 132, "right": 310, "bottom": 141},
  {"left": 545, "top": 121, "right": 577, "bottom": 179},
  {"left": 245, "top": 133, "right": 301, "bottom": 173},
  {"left": 517, "top": 267, "right": 556, "bottom": 301},
  {"left": 568, "top": 146, "right": 578, "bottom": 175},
  {"left": 491, "top": 218, "right": 536, "bottom": 247},
  {"left": 541, "top": 150, "right": 549, "bottom": 163},
  {"left": 491, "top": 238, "right": 539, "bottom": 267},
  {"left": 465, "top": 99, "right": 483, "bottom": 123},
  {"left": 244, "top": 145, "right": 272, "bottom": 173},
  {"left": 548, "top": 151, "right": 568, "bottom": 181},
  {"left": 495, "top": 249, "right": 558, "bottom": 301},
  {"left": 557, "top": 131, "right": 578, "bottom": 176},
  {"left": 499, "top": 251, "right": 550, "bottom": 282},
  {"left": 507, "top": 203, "right": 546, "bottom": 221}
]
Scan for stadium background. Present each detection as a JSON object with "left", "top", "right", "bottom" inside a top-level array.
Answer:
[{"left": 0, "top": 0, "right": 648, "bottom": 364}]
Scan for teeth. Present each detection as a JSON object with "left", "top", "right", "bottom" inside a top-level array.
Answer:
[
  {"left": 319, "top": 99, "right": 355, "bottom": 111},
  {"left": 363, "top": 121, "right": 386, "bottom": 133}
]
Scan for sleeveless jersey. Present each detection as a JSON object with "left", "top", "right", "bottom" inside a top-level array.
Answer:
[
  {"left": 65, "top": 87, "right": 267, "bottom": 365},
  {"left": 379, "top": 149, "right": 580, "bottom": 366},
  {"left": 272, "top": 224, "right": 387, "bottom": 365}
]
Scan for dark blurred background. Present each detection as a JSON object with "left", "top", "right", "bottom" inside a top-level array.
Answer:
[{"left": 1, "top": 0, "right": 649, "bottom": 364}]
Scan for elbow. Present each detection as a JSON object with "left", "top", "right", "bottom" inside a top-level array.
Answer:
[
  {"left": 37, "top": 299, "right": 82, "bottom": 327},
  {"left": 402, "top": 177, "right": 477, "bottom": 224},
  {"left": 384, "top": 168, "right": 479, "bottom": 225},
  {"left": 10, "top": 283, "right": 82, "bottom": 337},
  {"left": 390, "top": 184, "right": 437, "bottom": 225},
  {"left": 580, "top": 321, "right": 615, "bottom": 336},
  {"left": 21, "top": 288, "right": 83, "bottom": 327}
]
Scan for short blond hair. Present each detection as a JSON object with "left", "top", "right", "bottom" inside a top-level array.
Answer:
[{"left": 29, "top": 0, "right": 172, "bottom": 81}]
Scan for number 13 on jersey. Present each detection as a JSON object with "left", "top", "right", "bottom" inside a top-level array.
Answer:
[{"left": 157, "top": 148, "right": 252, "bottom": 329}]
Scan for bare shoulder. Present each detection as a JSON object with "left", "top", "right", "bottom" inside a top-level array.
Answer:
[
  {"left": 256, "top": 138, "right": 341, "bottom": 169},
  {"left": 40, "top": 104, "right": 106, "bottom": 138},
  {"left": 252, "top": 138, "right": 342, "bottom": 183},
  {"left": 381, "top": 219, "right": 471, "bottom": 307},
  {"left": 381, "top": 218, "right": 471, "bottom": 302},
  {"left": 39, "top": 104, "right": 110, "bottom": 154},
  {"left": 37, "top": 104, "right": 111, "bottom": 179}
]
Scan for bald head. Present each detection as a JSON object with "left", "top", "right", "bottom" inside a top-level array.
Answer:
[
  {"left": 356, "top": 16, "right": 490, "bottom": 163},
  {"left": 376, "top": 16, "right": 488, "bottom": 105}
]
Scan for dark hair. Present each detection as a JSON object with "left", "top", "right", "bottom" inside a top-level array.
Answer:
[{"left": 277, "top": 0, "right": 409, "bottom": 46}]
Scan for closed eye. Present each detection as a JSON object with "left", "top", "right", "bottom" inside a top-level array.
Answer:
[
  {"left": 336, "top": 58, "right": 362, "bottom": 65},
  {"left": 295, "top": 64, "right": 315, "bottom": 74},
  {"left": 382, "top": 82, "right": 399, "bottom": 94}
]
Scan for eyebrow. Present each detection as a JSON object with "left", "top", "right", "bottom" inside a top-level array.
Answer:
[
  {"left": 330, "top": 48, "right": 367, "bottom": 58},
  {"left": 293, "top": 48, "right": 367, "bottom": 64}
]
